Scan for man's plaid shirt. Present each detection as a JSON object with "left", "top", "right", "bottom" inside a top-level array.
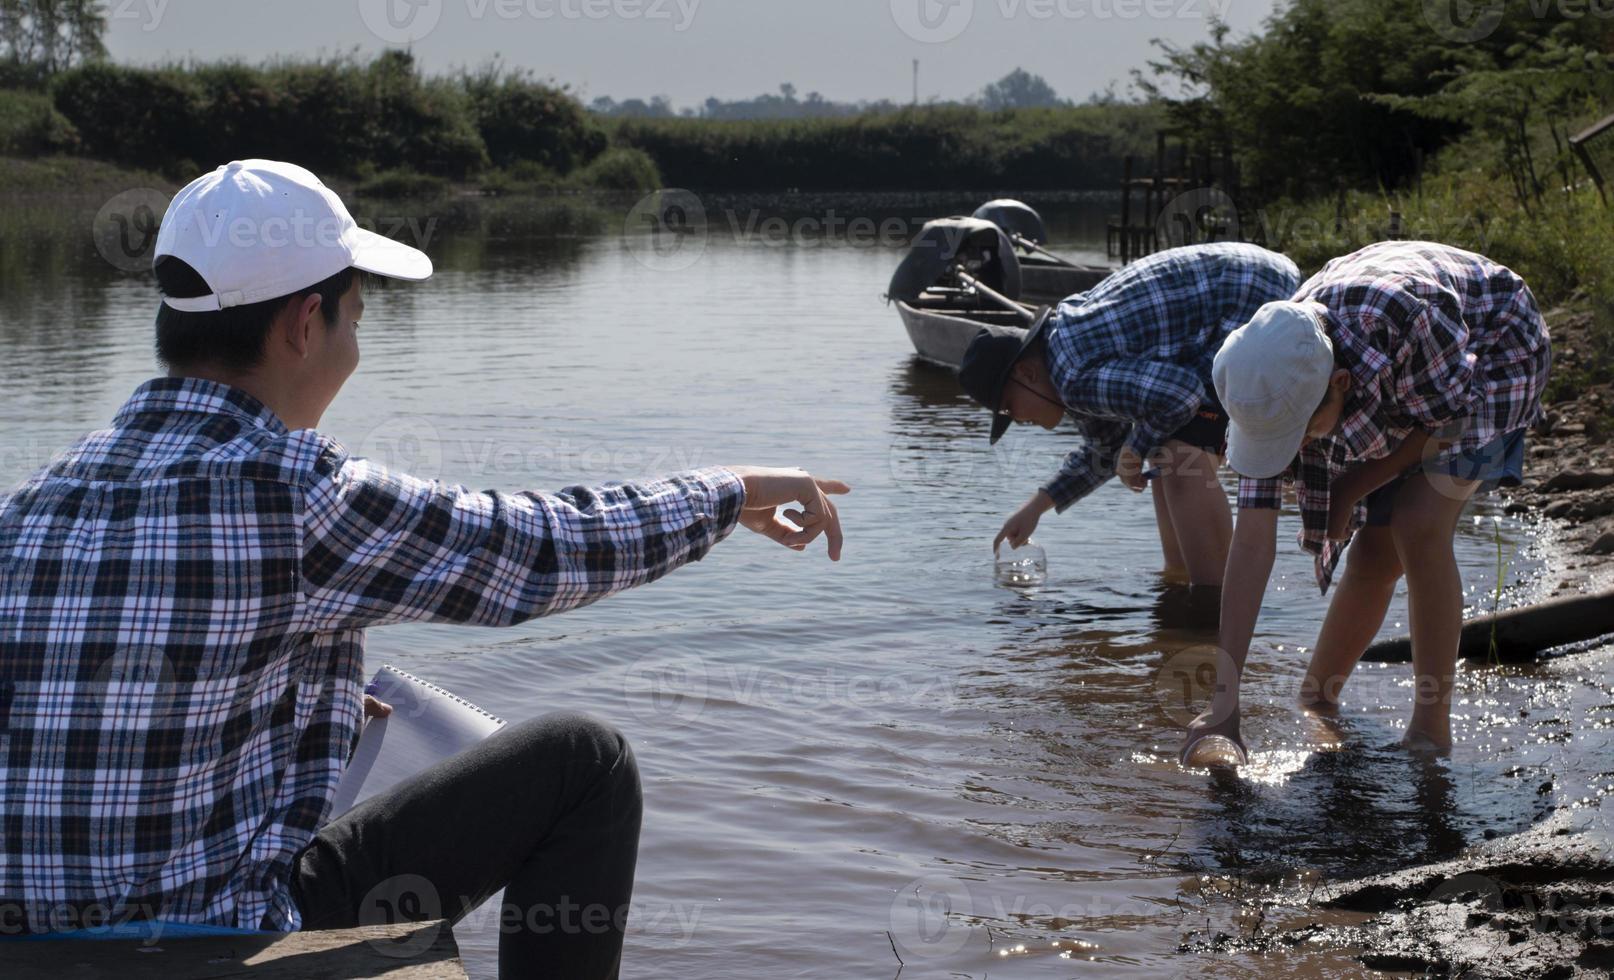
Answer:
[
  {"left": 1040, "top": 243, "right": 1300, "bottom": 511},
  {"left": 0, "top": 377, "right": 744, "bottom": 933},
  {"left": 1236, "top": 241, "right": 1552, "bottom": 591}
]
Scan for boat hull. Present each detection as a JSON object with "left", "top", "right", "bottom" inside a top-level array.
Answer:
[
  {"left": 896, "top": 301, "right": 1029, "bottom": 371},
  {"left": 1019, "top": 260, "right": 1112, "bottom": 305}
]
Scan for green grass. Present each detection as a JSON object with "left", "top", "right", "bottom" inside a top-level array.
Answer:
[
  {"left": 1256, "top": 169, "right": 1614, "bottom": 374},
  {"left": 0, "top": 154, "right": 170, "bottom": 193}
]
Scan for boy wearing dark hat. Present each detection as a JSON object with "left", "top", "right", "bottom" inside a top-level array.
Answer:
[{"left": 958, "top": 243, "right": 1300, "bottom": 586}]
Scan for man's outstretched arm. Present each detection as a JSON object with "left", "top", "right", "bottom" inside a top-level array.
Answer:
[{"left": 300, "top": 448, "right": 846, "bottom": 630}]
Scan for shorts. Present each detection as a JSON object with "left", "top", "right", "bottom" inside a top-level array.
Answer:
[
  {"left": 1364, "top": 429, "right": 1526, "bottom": 526},
  {"left": 1164, "top": 389, "right": 1229, "bottom": 455}
]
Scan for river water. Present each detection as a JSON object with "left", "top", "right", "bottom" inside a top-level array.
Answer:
[{"left": 2, "top": 191, "right": 1607, "bottom": 978}]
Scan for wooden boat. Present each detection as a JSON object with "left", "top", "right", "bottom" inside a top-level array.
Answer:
[
  {"left": 895, "top": 288, "right": 1033, "bottom": 370},
  {"left": 887, "top": 217, "right": 1035, "bottom": 370}
]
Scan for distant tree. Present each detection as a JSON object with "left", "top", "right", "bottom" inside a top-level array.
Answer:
[
  {"left": 0, "top": 0, "right": 105, "bottom": 78},
  {"left": 978, "top": 69, "right": 1065, "bottom": 110}
]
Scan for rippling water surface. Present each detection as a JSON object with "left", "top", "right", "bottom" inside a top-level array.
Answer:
[{"left": 4, "top": 194, "right": 1607, "bottom": 979}]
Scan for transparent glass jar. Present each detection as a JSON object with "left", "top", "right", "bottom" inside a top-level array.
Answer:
[{"left": 994, "top": 539, "right": 1047, "bottom": 588}]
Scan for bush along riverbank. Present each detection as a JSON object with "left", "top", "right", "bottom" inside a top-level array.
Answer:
[
  {"left": 0, "top": 51, "right": 663, "bottom": 197},
  {"left": 0, "top": 49, "right": 1167, "bottom": 198}
]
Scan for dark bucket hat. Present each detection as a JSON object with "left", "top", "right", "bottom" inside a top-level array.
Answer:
[{"left": 958, "top": 306, "right": 1054, "bottom": 444}]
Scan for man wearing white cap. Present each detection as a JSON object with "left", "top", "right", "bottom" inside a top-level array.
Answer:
[
  {"left": 0, "top": 160, "right": 848, "bottom": 978},
  {"left": 1182, "top": 241, "right": 1551, "bottom": 765}
]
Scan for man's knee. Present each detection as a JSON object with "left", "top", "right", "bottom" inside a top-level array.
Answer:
[{"left": 524, "top": 711, "right": 640, "bottom": 797}]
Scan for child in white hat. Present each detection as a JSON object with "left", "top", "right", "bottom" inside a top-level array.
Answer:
[{"left": 1186, "top": 241, "right": 1551, "bottom": 764}]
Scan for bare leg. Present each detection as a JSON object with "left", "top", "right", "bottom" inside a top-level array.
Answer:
[
  {"left": 1299, "top": 524, "right": 1403, "bottom": 714},
  {"left": 1158, "top": 442, "right": 1232, "bottom": 587},
  {"left": 1389, "top": 474, "right": 1479, "bottom": 753},
  {"left": 1152, "top": 476, "right": 1188, "bottom": 581}
]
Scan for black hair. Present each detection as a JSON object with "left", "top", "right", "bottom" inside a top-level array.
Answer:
[{"left": 154, "top": 258, "right": 361, "bottom": 373}]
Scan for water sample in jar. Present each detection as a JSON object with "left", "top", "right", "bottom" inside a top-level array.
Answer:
[{"left": 994, "top": 539, "right": 1048, "bottom": 588}]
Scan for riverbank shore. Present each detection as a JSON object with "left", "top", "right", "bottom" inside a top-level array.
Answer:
[{"left": 1504, "top": 301, "right": 1614, "bottom": 597}]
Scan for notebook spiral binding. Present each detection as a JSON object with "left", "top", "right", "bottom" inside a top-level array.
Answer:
[{"left": 371, "top": 664, "right": 506, "bottom": 726}]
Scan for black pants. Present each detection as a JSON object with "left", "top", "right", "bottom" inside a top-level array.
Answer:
[{"left": 288, "top": 711, "right": 643, "bottom": 979}]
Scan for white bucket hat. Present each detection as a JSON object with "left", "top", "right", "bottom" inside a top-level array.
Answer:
[
  {"left": 154, "top": 159, "right": 432, "bottom": 312},
  {"left": 1213, "top": 301, "right": 1336, "bottom": 479}
]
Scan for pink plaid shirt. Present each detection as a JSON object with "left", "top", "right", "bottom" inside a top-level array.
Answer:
[{"left": 1236, "top": 242, "right": 1551, "bottom": 591}]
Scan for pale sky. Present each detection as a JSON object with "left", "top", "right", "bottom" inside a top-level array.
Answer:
[{"left": 103, "top": 0, "right": 1284, "bottom": 108}]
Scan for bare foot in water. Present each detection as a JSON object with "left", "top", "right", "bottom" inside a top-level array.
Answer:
[{"left": 1400, "top": 729, "right": 1452, "bottom": 757}]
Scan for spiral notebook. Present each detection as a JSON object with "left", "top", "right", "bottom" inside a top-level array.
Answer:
[{"left": 330, "top": 664, "right": 506, "bottom": 817}]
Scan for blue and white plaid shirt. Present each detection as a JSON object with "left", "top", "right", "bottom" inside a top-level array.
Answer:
[
  {"left": 1236, "top": 241, "right": 1552, "bottom": 591},
  {"left": 0, "top": 377, "right": 744, "bottom": 933},
  {"left": 1039, "top": 243, "right": 1301, "bottom": 510}
]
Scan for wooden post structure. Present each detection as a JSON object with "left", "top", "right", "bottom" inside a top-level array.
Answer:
[{"left": 1118, "top": 156, "right": 1134, "bottom": 264}]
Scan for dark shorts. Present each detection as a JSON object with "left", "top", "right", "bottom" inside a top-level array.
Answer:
[
  {"left": 1164, "top": 389, "right": 1229, "bottom": 456},
  {"left": 1364, "top": 428, "right": 1527, "bottom": 526}
]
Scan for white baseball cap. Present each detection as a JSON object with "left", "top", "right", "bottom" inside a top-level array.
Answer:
[
  {"left": 1213, "top": 301, "right": 1337, "bottom": 479},
  {"left": 154, "top": 159, "right": 432, "bottom": 313}
]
